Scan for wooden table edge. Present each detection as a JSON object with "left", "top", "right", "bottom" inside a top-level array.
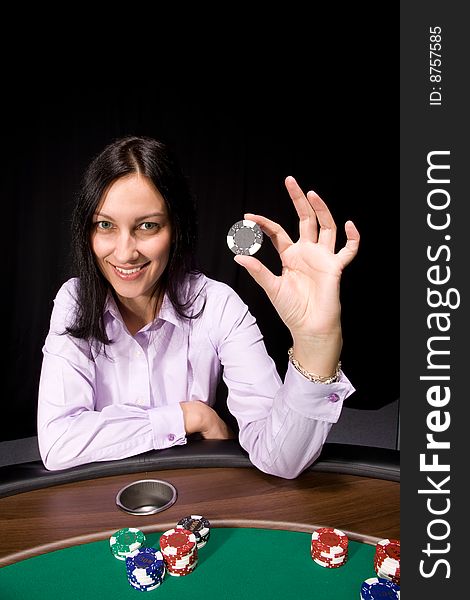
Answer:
[{"left": 0, "top": 518, "right": 381, "bottom": 568}]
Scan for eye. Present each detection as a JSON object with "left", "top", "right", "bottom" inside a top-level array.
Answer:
[
  {"left": 95, "top": 221, "right": 113, "bottom": 230},
  {"left": 138, "top": 222, "right": 160, "bottom": 231}
]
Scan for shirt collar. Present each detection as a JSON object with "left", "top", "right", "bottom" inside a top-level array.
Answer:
[
  {"left": 158, "top": 274, "right": 207, "bottom": 328},
  {"left": 103, "top": 289, "right": 187, "bottom": 331}
]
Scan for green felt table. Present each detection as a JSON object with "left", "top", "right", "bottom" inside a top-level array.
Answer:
[{"left": 0, "top": 527, "right": 378, "bottom": 599}]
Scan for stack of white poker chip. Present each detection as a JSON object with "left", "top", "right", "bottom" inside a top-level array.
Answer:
[
  {"left": 159, "top": 528, "right": 198, "bottom": 577},
  {"left": 374, "top": 538, "right": 400, "bottom": 585},
  {"left": 310, "top": 527, "right": 349, "bottom": 568},
  {"left": 176, "top": 515, "right": 211, "bottom": 548}
]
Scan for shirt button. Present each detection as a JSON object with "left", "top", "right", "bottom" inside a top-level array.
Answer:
[
  {"left": 168, "top": 433, "right": 175, "bottom": 442},
  {"left": 135, "top": 397, "right": 145, "bottom": 406},
  {"left": 327, "top": 393, "right": 340, "bottom": 403}
]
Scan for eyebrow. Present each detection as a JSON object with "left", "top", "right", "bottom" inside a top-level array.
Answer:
[{"left": 94, "top": 212, "right": 166, "bottom": 221}]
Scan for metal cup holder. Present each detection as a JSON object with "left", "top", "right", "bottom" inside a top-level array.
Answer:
[{"left": 115, "top": 479, "right": 177, "bottom": 515}]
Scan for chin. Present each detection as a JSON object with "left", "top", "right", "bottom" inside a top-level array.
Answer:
[{"left": 113, "top": 283, "right": 152, "bottom": 298}]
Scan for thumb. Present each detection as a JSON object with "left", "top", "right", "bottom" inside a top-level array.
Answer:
[{"left": 234, "top": 255, "right": 279, "bottom": 300}]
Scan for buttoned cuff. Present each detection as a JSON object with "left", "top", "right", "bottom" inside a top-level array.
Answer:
[
  {"left": 148, "top": 404, "right": 187, "bottom": 449},
  {"left": 283, "top": 361, "right": 355, "bottom": 423}
]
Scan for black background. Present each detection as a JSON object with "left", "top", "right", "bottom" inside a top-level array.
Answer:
[{"left": 2, "top": 25, "right": 398, "bottom": 443}]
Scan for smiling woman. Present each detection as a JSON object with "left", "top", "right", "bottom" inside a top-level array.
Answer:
[
  {"left": 37, "top": 135, "right": 360, "bottom": 479},
  {"left": 91, "top": 176, "right": 173, "bottom": 334}
]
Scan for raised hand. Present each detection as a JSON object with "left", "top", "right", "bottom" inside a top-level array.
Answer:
[{"left": 234, "top": 176, "right": 360, "bottom": 376}]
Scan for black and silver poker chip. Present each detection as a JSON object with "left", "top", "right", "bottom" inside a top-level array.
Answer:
[
  {"left": 176, "top": 515, "right": 211, "bottom": 548},
  {"left": 226, "top": 219, "right": 263, "bottom": 256}
]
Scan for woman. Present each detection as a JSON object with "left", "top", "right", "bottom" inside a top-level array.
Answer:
[{"left": 37, "top": 135, "right": 360, "bottom": 478}]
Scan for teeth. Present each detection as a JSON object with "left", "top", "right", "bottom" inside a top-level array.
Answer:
[{"left": 115, "top": 265, "right": 144, "bottom": 274}]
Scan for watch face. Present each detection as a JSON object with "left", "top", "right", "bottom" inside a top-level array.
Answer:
[{"left": 227, "top": 219, "right": 263, "bottom": 255}]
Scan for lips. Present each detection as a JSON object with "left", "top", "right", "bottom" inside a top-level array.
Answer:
[{"left": 110, "top": 262, "right": 150, "bottom": 280}]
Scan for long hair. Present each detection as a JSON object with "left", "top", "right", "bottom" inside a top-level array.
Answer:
[{"left": 66, "top": 135, "right": 204, "bottom": 346}]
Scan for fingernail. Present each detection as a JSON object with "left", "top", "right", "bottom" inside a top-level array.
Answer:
[{"left": 233, "top": 255, "right": 245, "bottom": 266}]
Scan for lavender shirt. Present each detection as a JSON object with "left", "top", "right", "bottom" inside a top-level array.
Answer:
[{"left": 37, "top": 274, "right": 355, "bottom": 478}]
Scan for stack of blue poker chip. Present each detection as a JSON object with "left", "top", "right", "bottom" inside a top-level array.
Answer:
[
  {"left": 360, "top": 576, "right": 400, "bottom": 599},
  {"left": 125, "top": 547, "right": 165, "bottom": 592}
]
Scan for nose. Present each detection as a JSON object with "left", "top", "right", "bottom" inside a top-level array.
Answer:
[{"left": 113, "top": 231, "right": 140, "bottom": 264}]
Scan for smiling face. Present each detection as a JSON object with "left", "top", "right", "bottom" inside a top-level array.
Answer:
[{"left": 91, "top": 174, "right": 172, "bottom": 318}]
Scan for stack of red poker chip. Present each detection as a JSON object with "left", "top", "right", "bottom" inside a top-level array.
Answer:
[
  {"left": 159, "top": 528, "right": 198, "bottom": 577},
  {"left": 310, "top": 527, "right": 349, "bottom": 568},
  {"left": 374, "top": 539, "right": 400, "bottom": 585}
]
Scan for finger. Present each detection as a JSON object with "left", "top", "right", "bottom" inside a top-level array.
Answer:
[
  {"left": 306, "top": 190, "right": 337, "bottom": 252},
  {"left": 336, "top": 220, "right": 360, "bottom": 268},
  {"left": 285, "top": 175, "right": 318, "bottom": 241},
  {"left": 233, "top": 254, "right": 280, "bottom": 302},
  {"left": 244, "top": 212, "right": 293, "bottom": 255}
]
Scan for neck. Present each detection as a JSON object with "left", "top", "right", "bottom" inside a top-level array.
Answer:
[{"left": 115, "top": 293, "right": 163, "bottom": 336}]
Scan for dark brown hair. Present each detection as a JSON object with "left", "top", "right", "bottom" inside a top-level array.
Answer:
[{"left": 67, "top": 135, "right": 204, "bottom": 346}]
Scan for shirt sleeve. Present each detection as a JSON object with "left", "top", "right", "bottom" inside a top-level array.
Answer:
[
  {"left": 213, "top": 285, "right": 355, "bottom": 479},
  {"left": 37, "top": 282, "right": 186, "bottom": 471}
]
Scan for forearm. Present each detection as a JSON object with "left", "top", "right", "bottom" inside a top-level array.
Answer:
[
  {"left": 291, "top": 328, "right": 343, "bottom": 378},
  {"left": 38, "top": 403, "right": 187, "bottom": 471},
  {"left": 38, "top": 405, "right": 153, "bottom": 470},
  {"left": 238, "top": 402, "right": 332, "bottom": 479},
  {"left": 229, "top": 363, "right": 354, "bottom": 479}
]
